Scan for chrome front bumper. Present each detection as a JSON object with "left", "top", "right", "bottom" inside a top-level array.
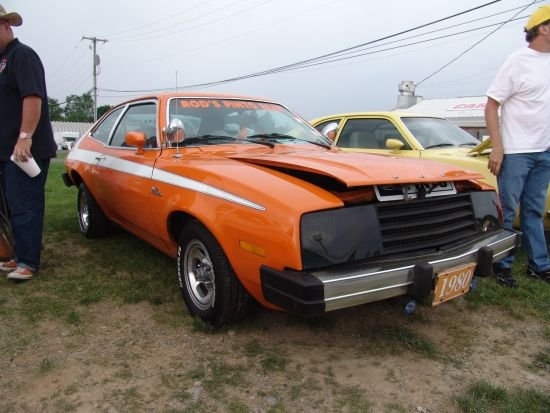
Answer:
[{"left": 260, "top": 228, "right": 520, "bottom": 316}]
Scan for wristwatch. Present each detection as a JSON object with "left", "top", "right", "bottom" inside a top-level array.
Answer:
[{"left": 19, "top": 132, "right": 32, "bottom": 140}]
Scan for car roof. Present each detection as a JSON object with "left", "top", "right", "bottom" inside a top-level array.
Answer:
[
  {"left": 310, "top": 111, "right": 446, "bottom": 123},
  {"left": 115, "top": 91, "right": 278, "bottom": 106}
]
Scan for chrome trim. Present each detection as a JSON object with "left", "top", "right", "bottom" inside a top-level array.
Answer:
[
  {"left": 310, "top": 231, "right": 518, "bottom": 312},
  {"left": 68, "top": 148, "right": 265, "bottom": 211}
]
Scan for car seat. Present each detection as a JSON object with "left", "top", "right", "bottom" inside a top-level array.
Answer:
[{"left": 348, "top": 131, "right": 381, "bottom": 149}]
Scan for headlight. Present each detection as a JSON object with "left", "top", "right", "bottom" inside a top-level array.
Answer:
[
  {"left": 301, "top": 205, "right": 382, "bottom": 268},
  {"left": 470, "top": 191, "right": 502, "bottom": 228}
]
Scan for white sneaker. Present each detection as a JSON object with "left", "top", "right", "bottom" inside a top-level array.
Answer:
[
  {"left": 0, "top": 259, "right": 17, "bottom": 272},
  {"left": 7, "top": 267, "right": 34, "bottom": 280}
]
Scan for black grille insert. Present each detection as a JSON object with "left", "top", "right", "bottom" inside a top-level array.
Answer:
[{"left": 376, "top": 193, "right": 477, "bottom": 255}]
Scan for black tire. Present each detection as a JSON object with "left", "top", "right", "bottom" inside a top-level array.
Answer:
[
  {"left": 77, "top": 183, "right": 111, "bottom": 238},
  {"left": 177, "top": 220, "right": 252, "bottom": 327}
]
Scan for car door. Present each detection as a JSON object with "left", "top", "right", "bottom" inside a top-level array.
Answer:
[{"left": 91, "top": 100, "right": 163, "bottom": 244}]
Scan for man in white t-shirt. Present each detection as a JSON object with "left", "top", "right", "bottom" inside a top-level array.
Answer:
[{"left": 485, "top": 4, "right": 550, "bottom": 287}]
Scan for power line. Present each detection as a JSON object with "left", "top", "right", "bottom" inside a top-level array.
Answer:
[
  {"left": 104, "top": 0, "right": 339, "bottom": 67},
  {"left": 46, "top": 0, "right": 277, "bottom": 102},
  {"left": 99, "top": 0, "right": 219, "bottom": 38},
  {"left": 46, "top": 39, "right": 86, "bottom": 83},
  {"left": 234, "top": 0, "right": 503, "bottom": 82},
  {"left": 299, "top": 3, "right": 534, "bottom": 64},
  {"left": 100, "top": 1, "right": 513, "bottom": 94},
  {"left": 54, "top": 0, "right": 539, "bottom": 103},
  {"left": 106, "top": 0, "right": 268, "bottom": 43},
  {"left": 416, "top": 0, "right": 538, "bottom": 86}
]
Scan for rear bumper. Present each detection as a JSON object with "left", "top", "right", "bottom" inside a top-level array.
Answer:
[
  {"left": 260, "top": 228, "right": 520, "bottom": 316},
  {"left": 61, "top": 172, "right": 74, "bottom": 187}
]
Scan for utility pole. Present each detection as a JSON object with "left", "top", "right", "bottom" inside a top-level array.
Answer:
[{"left": 82, "top": 36, "right": 108, "bottom": 121}]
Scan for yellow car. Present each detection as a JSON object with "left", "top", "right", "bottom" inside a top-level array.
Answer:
[{"left": 311, "top": 111, "right": 550, "bottom": 231}]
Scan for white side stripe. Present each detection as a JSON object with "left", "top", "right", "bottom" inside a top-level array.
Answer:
[{"left": 68, "top": 149, "right": 265, "bottom": 210}]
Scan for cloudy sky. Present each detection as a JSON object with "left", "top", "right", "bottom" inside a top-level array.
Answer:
[{"left": 5, "top": 0, "right": 543, "bottom": 119}]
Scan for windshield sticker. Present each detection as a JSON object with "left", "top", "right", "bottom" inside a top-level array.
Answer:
[{"left": 179, "top": 99, "right": 283, "bottom": 111}]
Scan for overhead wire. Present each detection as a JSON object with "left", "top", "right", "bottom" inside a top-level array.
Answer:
[
  {"left": 416, "top": 0, "right": 539, "bottom": 86},
  {"left": 301, "top": 3, "right": 533, "bottom": 64},
  {"left": 100, "top": 1, "right": 526, "bottom": 94},
  {"left": 121, "top": 0, "right": 339, "bottom": 65},
  {"left": 106, "top": 0, "right": 269, "bottom": 43},
  {"left": 46, "top": 0, "right": 274, "bottom": 100},
  {"left": 46, "top": 39, "right": 87, "bottom": 83},
  {"left": 55, "top": 0, "right": 541, "bottom": 102},
  {"left": 220, "top": 0, "right": 504, "bottom": 82},
  {"left": 99, "top": 0, "right": 220, "bottom": 38},
  {"left": 58, "top": 42, "right": 108, "bottom": 98}
]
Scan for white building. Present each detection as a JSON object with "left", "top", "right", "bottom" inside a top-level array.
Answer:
[{"left": 51, "top": 121, "right": 92, "bottom": 136}]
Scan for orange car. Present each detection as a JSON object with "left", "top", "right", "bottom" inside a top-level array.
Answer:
[{"left": 62, "top": 93, "right": 519, "bottom": 326}]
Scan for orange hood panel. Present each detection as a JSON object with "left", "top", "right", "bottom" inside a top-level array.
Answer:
[{"left": 228, "top": 148, "right": 483, "bottom": 187}]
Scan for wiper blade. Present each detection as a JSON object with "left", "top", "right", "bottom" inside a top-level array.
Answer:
[
  {"left": 423, "top": 143, "right": 455, "bottom": 149},
  {"left": 252, "top": 133, "right": 295, "bottom": 140},
  {"left": 245, "top": 135, "right": 276, "bottom": 148},
  {"left": 248, "top": 133, "right": 331, "bottom": 149},
  {"left": 180, "top": 135, "right": 236, "bottom": 146}
]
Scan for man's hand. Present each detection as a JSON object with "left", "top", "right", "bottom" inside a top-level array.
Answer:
[
  {"left": 488, "top": 145, "right": 503, "bottom": 176},
  {"left": 12, "top": 138, "right": 33, "bottom": 162}
]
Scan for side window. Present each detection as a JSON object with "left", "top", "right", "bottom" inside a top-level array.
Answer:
[
  {"left": 337, "top": 118, "right": 408, "bottom": 149},
  {"left": 110, "top": 102, "right": 157, "bottom": 147},
  {"left": 314, "top": 119, "right": 340, "bottom": 134},
  {"left": 374, "top": 125, "right": 409, "bottom": 150},
  {"left": 90, "top": 107, "right": 124, "bottom": 144}
]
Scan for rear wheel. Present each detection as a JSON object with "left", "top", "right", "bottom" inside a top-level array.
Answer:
[
  {"left": 177, "top": 220, "right": 252, "bottom": 326},
  {"left": 77, "top": 183, "right": 110, "bottom": 238}
]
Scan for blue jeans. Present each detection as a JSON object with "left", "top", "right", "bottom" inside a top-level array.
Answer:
[
  {"left": 497, "top": 151, "right": 550, "bottom": 272},
  {"left": 0, "top": 159, "right": 50, "bottom": 272}
]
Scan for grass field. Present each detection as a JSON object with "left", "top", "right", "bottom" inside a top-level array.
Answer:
[{"left": 0, "top": 158, "right": 548, "bottom": 412}]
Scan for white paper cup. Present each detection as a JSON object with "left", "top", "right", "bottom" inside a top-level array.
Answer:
[{"left": 10, "top": 155, "right": 41, "bottom": 177}]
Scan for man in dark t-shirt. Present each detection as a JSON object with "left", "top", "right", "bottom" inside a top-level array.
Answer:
[{"left": 0, "top": 5, "right": 57, "bottom": 281}]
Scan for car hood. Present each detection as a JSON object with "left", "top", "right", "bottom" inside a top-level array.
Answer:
[
  {"left": 419, "top": 141, "right": 490, "bottom": 158},
  {"left": 418, "top": 146, "right": 487, "bottom": 158},
  {"left": 467, "top": 139, "right": 492, "bottom": 156},
  {"left": 228, "top": 148, "right": 483, "bottom": 187}
]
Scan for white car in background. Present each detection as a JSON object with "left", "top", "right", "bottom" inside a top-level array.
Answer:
[{"left": 54, "top": 131, "right": 80, "bottom": 150}]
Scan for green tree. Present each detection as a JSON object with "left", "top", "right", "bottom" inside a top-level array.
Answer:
[
  {"left": 97, "top": 104, "right": 112, "bottom": 119},
  {"left": 64, "top": 93, "right": 94, "bottom": 122},
  {"left": 48, "top": 97, "right": 64, "bottom": 121}
]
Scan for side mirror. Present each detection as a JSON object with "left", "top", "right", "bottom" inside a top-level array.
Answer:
[
  {"left": 125, "top": 131, "right": 146, "bottom": 154},
  {"left": 163, "top": 118, "right": 185, "bottom": 142},
  {"left": 386, "top": 138, "right": 405, "bottom": 153}
]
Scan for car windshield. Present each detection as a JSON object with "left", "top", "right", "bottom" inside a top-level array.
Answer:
[
  {"left": 167, "top": 98, "right": 331, "bottom": 147},
  {"left": 400, "top": 117, "right": 480, "bottom": 149}
]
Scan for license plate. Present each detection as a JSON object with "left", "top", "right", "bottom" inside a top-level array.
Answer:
[
  {"left": 432, "top": 263, "right": 476, "bottom": 306},
  {"left": 374, "top": 181, "right": 456, "bottom": 201}
]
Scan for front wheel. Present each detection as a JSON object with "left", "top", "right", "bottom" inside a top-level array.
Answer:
[{"left": 177, "top": 220, "right": 252, "bottom": 327}]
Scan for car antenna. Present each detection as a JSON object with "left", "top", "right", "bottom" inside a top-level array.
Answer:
[{"left": 173, "top": 70, "right": 182, "bottom": 158}]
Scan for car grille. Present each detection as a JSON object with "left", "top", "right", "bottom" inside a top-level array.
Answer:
[{"left": 376, "top": 193, "right": 478, "bottom": 255}]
